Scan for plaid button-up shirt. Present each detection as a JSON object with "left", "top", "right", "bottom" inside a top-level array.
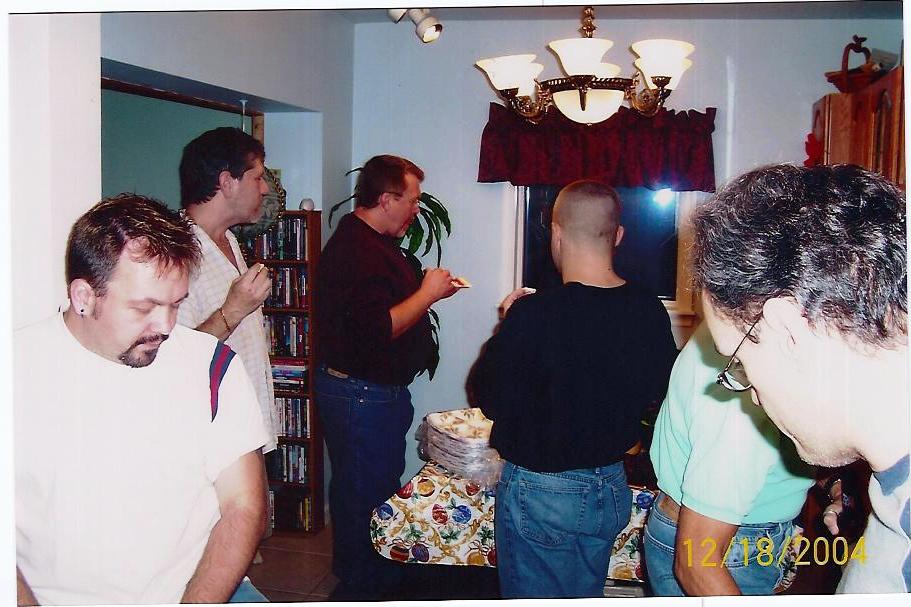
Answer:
[{"left": 178, "top": 221, "right": 277, "bottom": 453}]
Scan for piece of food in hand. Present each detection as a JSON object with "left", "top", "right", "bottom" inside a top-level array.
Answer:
[
  {"left": 451, "top": 276, "right": 472, "bottom": 288},
  {"left": 253, "top": 263, "right": 266, "bottom": 275}
]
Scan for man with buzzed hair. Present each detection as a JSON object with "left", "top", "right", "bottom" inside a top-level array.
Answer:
[{"left": 472, "top": 179, "right": 678, "bottom": 598}]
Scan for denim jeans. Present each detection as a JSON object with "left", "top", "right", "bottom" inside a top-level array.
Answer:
[
  {"left": 314, "top": 366, "right": 413, "bottom": 598},
  {"left": 643, "top": 491, "right": 793, "bottom": 596},
  {"left": 495, "top": 460, "right": 632, "bottom": 598},
  {"left": 228, "top": 577, "right": 268, "bottom": 603}
]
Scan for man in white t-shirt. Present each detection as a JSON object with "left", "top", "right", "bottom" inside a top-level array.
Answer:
[
  {"left": 14, "top": 194, "right": 270, "bottom": 604},
  {"left": 692, "top": 164, "right": 909, "bottom": 594},
  {"left": 177, "top": 127, "right": 276, "bottom": 452}
]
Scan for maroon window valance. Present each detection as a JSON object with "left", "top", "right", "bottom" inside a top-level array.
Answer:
[{"left": 478, "top": 102, "right": 717, "bottom": 192}]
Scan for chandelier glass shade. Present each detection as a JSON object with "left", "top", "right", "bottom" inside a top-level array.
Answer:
[
  {"left": 475, "top": 55, "right": 544, "bottom": 97},
  {"left": 476, "top": 6, "right": 694, "bottom": 125}
]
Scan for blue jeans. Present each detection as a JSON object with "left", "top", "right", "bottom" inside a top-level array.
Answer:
[
  {"left": 228, "top": 577, "right": 268, "bottom": 603},
  {"left": 495, "top": 460, "right": 632, "bottom": 598},
  {"left": 643, "top": 491, "right": 793, "bottom": 595},
  {"left": 314, "top": 366, "right": 413, "bottom": 598}
]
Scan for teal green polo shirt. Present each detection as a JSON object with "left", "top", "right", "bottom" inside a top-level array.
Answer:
[{"left": 650, "top": 324, "right": 815, "bottom": 525}]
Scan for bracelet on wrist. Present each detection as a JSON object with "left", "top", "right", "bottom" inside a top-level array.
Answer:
[{"left": 218, "top": 307, "right": 233, "bottom": 333}]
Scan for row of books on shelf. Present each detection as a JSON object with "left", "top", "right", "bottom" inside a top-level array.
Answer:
[
  {"left": 276, "top": 396, "right": 310, "bottom": 438},
  {"left": 265, "top": 266, "right": 308, "bottom": 309},
  {"left": 266, "top": 316, "right": 310, "bottom": 358},
  {"left": 251, "top": 215, "right": 309, "bottom": 261},
  {"left": 267, "top": 491, "right": 314, "bottom": 531},
  {"left": 266, "top": 443, "right": 309, "bottom": 484},
  {"left": 272, "top": 362, "right": 308, "bottom": 393}
]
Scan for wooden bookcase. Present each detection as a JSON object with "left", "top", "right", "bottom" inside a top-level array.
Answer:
[{"left": 238, "top": 210, "right": 324, "bottom": 533}]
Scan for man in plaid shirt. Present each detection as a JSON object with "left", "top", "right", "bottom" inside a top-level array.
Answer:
[{"left": 176, "top": 127, "right": 277, "bottom": 456}]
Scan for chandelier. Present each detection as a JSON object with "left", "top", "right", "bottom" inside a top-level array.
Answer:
[{"left": 476, "top": 6, "right": 694, "bottom": 125}]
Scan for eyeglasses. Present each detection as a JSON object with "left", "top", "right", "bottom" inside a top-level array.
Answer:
[
  {"left": 716, "top": 318, "right": 760, "bottom": 392},
  {"left": 383, "top": 191, "right": 421, "bottom": 207}
]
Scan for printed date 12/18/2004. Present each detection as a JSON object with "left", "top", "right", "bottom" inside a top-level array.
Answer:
[{"left": 681, "top": 535, "right": 866, "bottom": 568}]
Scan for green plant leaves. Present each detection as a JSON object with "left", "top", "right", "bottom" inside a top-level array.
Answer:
[
  {"left": 401, "top": 194, "right": 449, "bottom": 266},
  {"left": 421, "top": 192, "right": 451, "bottom": 235},
  {"left": 328, "top": 166, "right": 364, "bottom": 227},
  {"left": 327, "top": 194, "right": 355, "bottom": 227},
  {"left": 404, "top": 217, "right": 424, "bottom": 255},
  {"left": 426, "top": 308, "right": 441, "bottom": 380}
]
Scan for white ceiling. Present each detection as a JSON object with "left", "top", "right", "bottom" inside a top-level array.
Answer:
[{"left": 335, "top": 2, "right": 901, "bottom": 24}]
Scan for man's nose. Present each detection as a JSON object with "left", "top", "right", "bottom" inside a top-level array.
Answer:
[{"left": 151, "top": 306, "right": 177, "bottom": 335}]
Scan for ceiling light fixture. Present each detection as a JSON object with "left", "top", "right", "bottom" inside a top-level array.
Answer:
[
  {"left": 388, "top": 8, "right": 443, "bottom": 44},
  {"left": 476, "top": 6, "right": 693, "bottom": 125}
]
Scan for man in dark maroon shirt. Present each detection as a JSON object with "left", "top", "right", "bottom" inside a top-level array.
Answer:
[{"left": 315, "top": 155, "right": 459, "bottom": 599}]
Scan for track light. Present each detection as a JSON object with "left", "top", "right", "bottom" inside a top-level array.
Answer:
[{"left": 387, "top": 8, "right": 443, "bottom": 44}]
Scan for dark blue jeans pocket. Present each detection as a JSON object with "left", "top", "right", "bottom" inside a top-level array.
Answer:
[
  {"left": 517, "top": 471, "right": 589, "bottom": 546},
  {"left": 606, "top": 478, "right": 633, "bottom": 538}
]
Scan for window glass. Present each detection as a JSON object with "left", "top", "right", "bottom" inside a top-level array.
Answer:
[{"left": 522, "top": 185, "right": 679, "bottom": 299}]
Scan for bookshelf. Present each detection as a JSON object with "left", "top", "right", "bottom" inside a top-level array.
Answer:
[{"left": 237, "top": 210, "right": 324, "bottom": 533}]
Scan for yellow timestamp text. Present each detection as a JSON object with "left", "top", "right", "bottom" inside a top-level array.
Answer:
[{"left": 681, "top": 535, "right": 866, "bottom": 568}]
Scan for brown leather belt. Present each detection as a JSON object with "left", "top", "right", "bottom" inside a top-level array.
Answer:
[
  {"left": 657, "top": 492, "right": 681, "bottom": 523},
  {"left": 326, "top": 367, "right": 350, "bottom": 379}
]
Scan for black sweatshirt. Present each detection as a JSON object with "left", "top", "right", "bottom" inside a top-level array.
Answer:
[
  {"left": 315, "top": 213, "right": 434, "bottom": 386},
  {"left": 473, "top": 282, "right": 678, "bottom": 472}
]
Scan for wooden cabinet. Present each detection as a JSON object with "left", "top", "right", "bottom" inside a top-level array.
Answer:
[
  {"left": 239, "top": 210, "right": 324, "bottom": 533},
  {"left": 811, "top": 66, "right": 904, "bottom": 189}
]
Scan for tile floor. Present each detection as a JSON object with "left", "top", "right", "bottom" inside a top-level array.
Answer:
[{"left": 246, "top": 528, "right": 339, "bottom": 602}]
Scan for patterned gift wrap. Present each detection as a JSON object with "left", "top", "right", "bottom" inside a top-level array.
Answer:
[{"left": 371, "top": 461, "right": 655, "bottom": 583}]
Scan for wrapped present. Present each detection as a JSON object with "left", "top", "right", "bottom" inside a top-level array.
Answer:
[{"left": 416, "top": 408, "right": 503, "bottom": 487}]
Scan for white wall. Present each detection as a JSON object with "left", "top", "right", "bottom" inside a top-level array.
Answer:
[
  {"left": 101, "top": 9, "right": 355, "bottom": 233},
  {"left": 264, "top": 112, "right": 323, "bottom": 210},
  {"left": 350, "top": 6, "right": 904, "bottom": 480},
  {"left": 10, "top": 14, "right": 102, "bottom": 329},
  {"left": 7, "top": 20, "right": 101, "bottom": 597}
]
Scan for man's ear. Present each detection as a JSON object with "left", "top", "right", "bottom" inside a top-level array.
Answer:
[
  {"left": 761, "top": 297, "right": 810, "bottom": 359},
  {"left": 217, "top": 170, "right": 236, "bottom": 197},
  {"left": 551, "top": 222, "right": 562, "bottom": 246},
  {"left": 69, "top": 279, "right": 97, "bottom": 317},
  {"left": 377, "top": 191, "right": 393, "bottom": 211},
  {"left": 614, "top": 225, "right": 625, "bottom": 247}
]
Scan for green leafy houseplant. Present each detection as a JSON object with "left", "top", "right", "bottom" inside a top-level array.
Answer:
[{"left": 328, "top": 168, "right": 452, "bottom": 379}]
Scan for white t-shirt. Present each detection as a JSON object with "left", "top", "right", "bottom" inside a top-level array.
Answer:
[
  {"left": 14, "top": 313, "right": 269, "bottom": 605},
  {"left": 178, "top": 222, "right": 278, "bottom": 453}
]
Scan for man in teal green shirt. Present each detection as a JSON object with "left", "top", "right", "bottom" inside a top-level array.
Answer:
[{"left": 644, "top": 323, "right": 816, "bottom": 595}]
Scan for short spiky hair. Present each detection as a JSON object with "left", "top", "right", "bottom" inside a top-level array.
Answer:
[
  {"left": 692, "top": 163, "right": 907, "bottom": 347},
  {"left": 66, "top": 193, "right": 201, "bottom": 296},
  {"left": 179, "top": 127, "right": 265, "bottom": 207}
]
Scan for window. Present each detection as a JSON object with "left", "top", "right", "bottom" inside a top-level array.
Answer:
[{"left": 516, "top": 186, "right": 701, "bottom": 329}]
